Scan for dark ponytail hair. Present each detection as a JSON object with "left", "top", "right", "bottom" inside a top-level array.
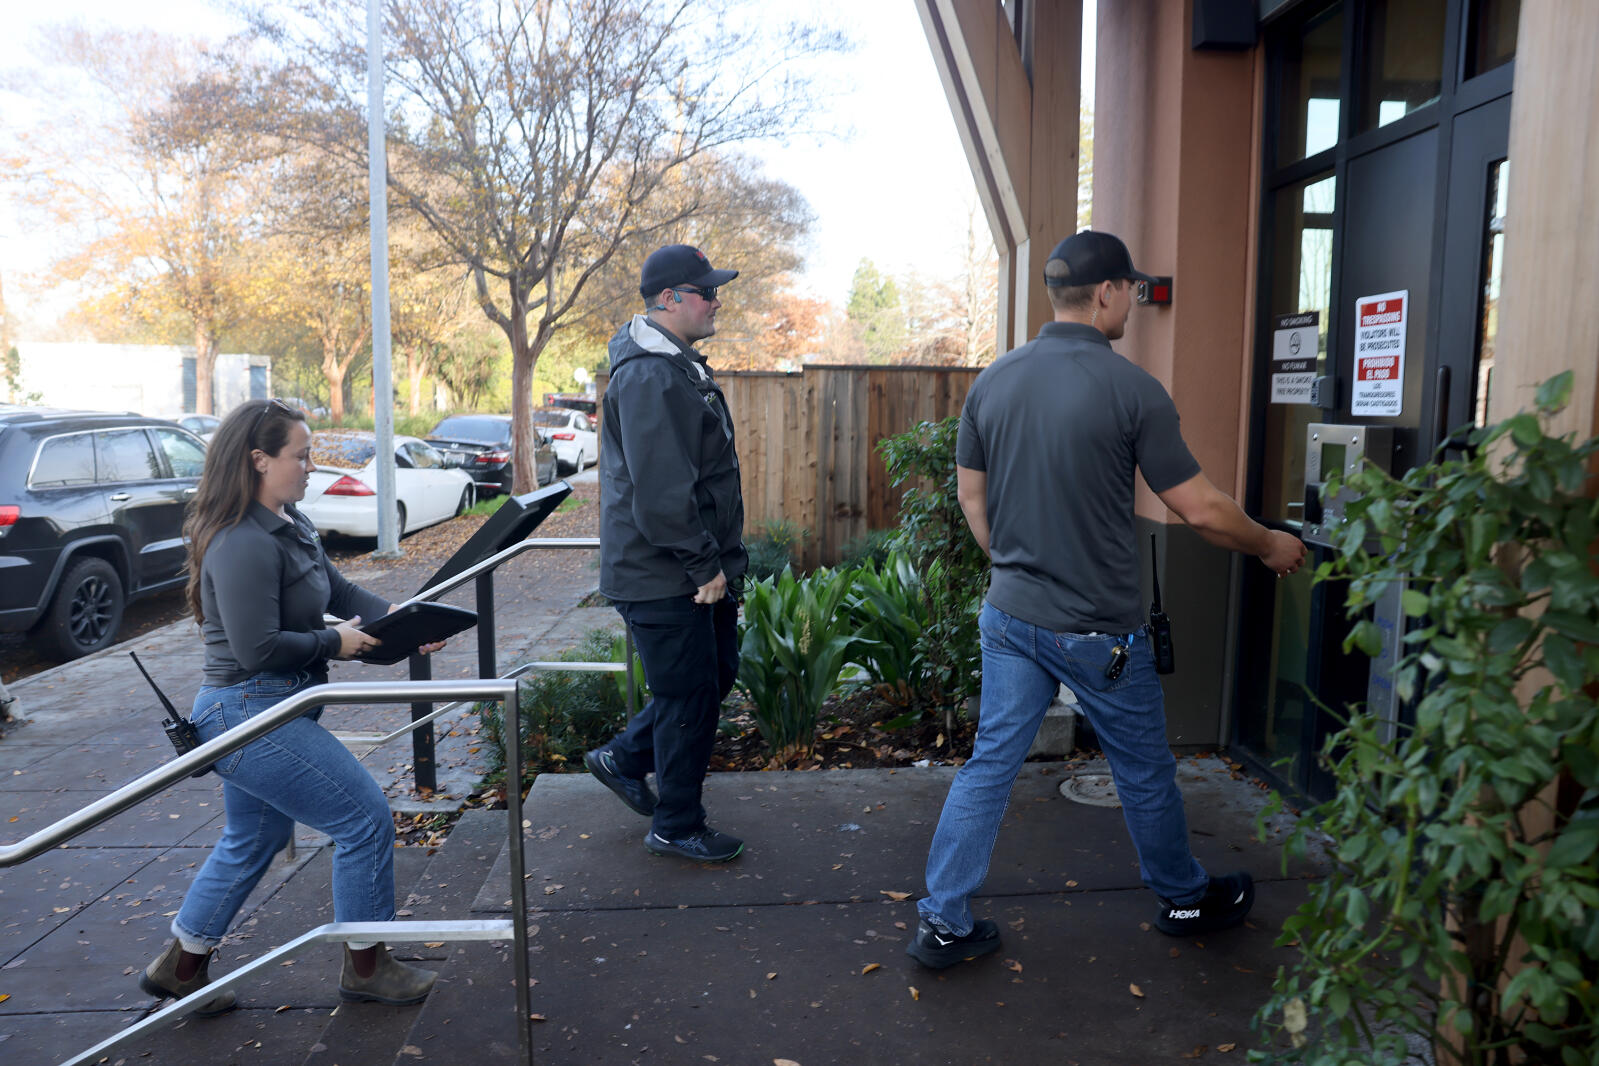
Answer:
[{"left": 183, "top": 400, "right": 307, "bottom": 623}]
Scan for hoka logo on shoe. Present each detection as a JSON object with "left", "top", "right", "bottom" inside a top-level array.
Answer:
[{"left": 1169, "top": 908, "right": 1201, "bottom": 919}]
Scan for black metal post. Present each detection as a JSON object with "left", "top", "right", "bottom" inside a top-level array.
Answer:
[
  {"left": 504, "top": 680, "right": 533, "bottom": 1065},
  {"left": 408, "top": 652, "right": 437, "bottom": 792},
  {"left": 476, "top": 571, "right": 497, "bottom": 679}
]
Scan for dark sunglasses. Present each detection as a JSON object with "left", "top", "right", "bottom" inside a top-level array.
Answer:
[
  {"left": 672, "top": 285, "right": 718, "bottom": 302},
  {"left": 249, "top": 398, "right": 297, "bottom": 446}
]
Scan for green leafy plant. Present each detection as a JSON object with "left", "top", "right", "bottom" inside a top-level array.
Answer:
[
  {"left": 843, "top": 550, "right": 929, "bottom": 698},
  {"left": 839, "top": 528, "right": 900, "bottom": 570},
  {"left": 745, "top": 519, "right": 810, "bottom": 583},
  {"left": 877, "top": 416, "right": 989, "bottom": 729},
  {"left": 1255, "top": 372, "right": 1599, "bottom": 1065},
  {"left": 735, "top": 566, "right": 866, "bottom": 762},
  {"left": 477, "top": 629, "right": 643, "bottom": 790}
]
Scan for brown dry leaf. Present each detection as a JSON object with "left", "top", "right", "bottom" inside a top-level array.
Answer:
[
  {"left": 0, "top": 993, "right": 9, "bottom": 1004},
  {"left": 1182, "top": 1046, "right": 1208, "bottom": 1059},
  {"left": 1218, "top": 1044, "right": 1237, "bottom": 1053},
  {"left": 908, "top": 986, "right": 920, "bottom": 1001},
  {"left": 1129, "top": 983, "right": 1145, "bottom": 998},
  {"left": 774, "top": 1060, "right": 802, "bottom": 1066},
  {"left": 861, "top": 963, "right": 881, "bottom": 975},
  {"left": 399, "top": 1046, "right": 424, "bottom": 1057},
  {"left": 529, "top": 1013, "right": 547, "bottom": 1022},
  {"left": 1169, "top": 947, "right": 1181, "bottom": 958},
  {"left": 424, "top": 942, "right": 445, "bottom": 948},
  {"left": 879, "top": 890, "right": 912, "bottom": 902},
  {"left": 894, "top": 921, "right": 907, "bottom": 930},
  {"left": 1004, "top": 959, "right": 1022, "bottom": 974},
  {"left": 275, "top": 1004, "right": 293, "bottom": 1014},
  {"left": 1065, "top": 880, "right": 1079, "bottom": 887},
  {"left": 675, "top": 1036, "right": 687, "bottom": 1044},
  {"left": 766, "top": 972, "right": 778, "bottom": 980},
  {"left": 1139, "top": 922, "right": 1152, "bottom": 932}
]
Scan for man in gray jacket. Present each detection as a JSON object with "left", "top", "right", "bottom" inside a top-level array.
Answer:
[{"left": 585, "top": 244, "right": 750, "bottom": 863}]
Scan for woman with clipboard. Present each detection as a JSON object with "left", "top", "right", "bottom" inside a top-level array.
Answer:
[{"left": 137, "top": 399, "right": 446, "bottom": 1015}]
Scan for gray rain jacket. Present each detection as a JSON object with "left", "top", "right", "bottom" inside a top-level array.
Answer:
[{"left": 598, "top": 315, "right": 747, "bottom": 602}]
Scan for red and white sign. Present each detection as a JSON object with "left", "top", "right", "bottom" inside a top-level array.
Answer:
[{"left": 1351, "top": 289, "right": 1408, "bottom": 416}]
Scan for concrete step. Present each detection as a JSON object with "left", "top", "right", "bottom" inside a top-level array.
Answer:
[{"left": 299, "top": 809, "right": 517, "bottom": 1066}]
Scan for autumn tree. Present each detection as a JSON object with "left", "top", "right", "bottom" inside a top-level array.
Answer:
[
  {"left": 1, "top": 27, "right": 268, "bottom": 413},
  {"left": 249, "top": 0, "right": 844, "bottom": 492}
]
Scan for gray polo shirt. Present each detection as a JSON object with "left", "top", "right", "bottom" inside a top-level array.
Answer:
[
  {"left": 956, "top": 322, "right": 1200, "bottom": 634},
  {"left": 199, "top": 502, "right": 390, "bottom": 686}
]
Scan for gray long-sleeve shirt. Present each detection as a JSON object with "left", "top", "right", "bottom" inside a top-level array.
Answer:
[{"left": 199, "top": 502, "right": 389, "bottom": 687}]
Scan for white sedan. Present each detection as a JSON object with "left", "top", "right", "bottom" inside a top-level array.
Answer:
[
  {"left": 298, "top": 431, "right": 475, "bottom": 539},
  {"left": 532, "top": 406, "right": 598, "bottom": 474}
]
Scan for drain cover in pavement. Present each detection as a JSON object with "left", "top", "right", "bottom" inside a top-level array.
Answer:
[{"left": 1060, "top": 774, "right": 1120, "bottom": 807}]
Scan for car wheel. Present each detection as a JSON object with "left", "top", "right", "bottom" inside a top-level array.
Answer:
[
  {"left": 454, "top": 485, "right": 473, "bottom": 516},
  {"left": 35, "top": 556, "right": 125, "bottom": 661},
  {"left": 395, "top": 503, "right": 407, "bottom": 538}
]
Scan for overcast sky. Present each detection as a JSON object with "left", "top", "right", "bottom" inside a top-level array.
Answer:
[{"left": 0, "top": 1, "right": 1094, "bottom": 318}]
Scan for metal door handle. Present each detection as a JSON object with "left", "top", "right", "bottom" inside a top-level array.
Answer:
[{"left": 109, "top": 492, "right": 131, "bottom": 501}]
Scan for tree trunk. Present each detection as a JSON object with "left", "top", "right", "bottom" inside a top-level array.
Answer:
[
  {"left": 509, "top": 287, "right": 535, "bottom": 494},
  {"left": 193, "top": 322, "right": 219, "bottom": 415},
  {"left": 323, "top": 330, "right": 346, "bottom": 423}
]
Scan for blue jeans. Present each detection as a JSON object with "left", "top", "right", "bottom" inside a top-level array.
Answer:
[
  {"left": 607, "top": 595, "right": 740, "bottom": 838},
  {"left": 918, "top": 602, "right": 1208, "bottom": 935},
  {"left": 172, "top": 671, "right": 397, "bottom": 948}
]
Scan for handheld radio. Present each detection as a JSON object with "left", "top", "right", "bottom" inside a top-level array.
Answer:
[
  {"left": 130, "top": 652, "right": 211, "bottom": 776},
  {"left": 1148, "top": 534, "right": 1175, "bottom": 674}
]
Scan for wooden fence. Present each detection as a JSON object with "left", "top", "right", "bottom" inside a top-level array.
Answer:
[{"left": 718, "top": 365, "right": 980, "bottom": 570}]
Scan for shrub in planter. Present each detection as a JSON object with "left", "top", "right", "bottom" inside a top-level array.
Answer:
[
  {"left": 736, "top": 566, "right": 866, "bottom": 761},
  {"left": 1255, "top": 373, "right": 1599, "bottom": 1065},
  {"left": 745, "top": 519, "right": 809, "bottom": 582},
  {"left": 877, "top": 416, "right": 989, "bottom": 726},
  {"left": 843, "top": 550, "right": 929, "bottom": 701},
  {"left": 478, "top": 629, "right": 645, "bottom": 791}
]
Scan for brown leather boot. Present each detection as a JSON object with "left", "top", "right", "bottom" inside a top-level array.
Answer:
[
  {"left": 139, "top": 939, "right": 237, "bottom": 1017},
  {"left": 339, "top": 944, "right": 437, "bottom": 1005}
]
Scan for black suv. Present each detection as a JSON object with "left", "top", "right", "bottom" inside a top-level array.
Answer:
[
  {"left": 0, "top": 407, "right": 209, "bottom": 660},
  {"left": 424, "top": 414, "right": 556, "bottom": 496}
]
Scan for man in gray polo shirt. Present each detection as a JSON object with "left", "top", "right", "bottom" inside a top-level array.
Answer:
[{"left": 906, "top": 230, "right": 1306, "bottom": 969}]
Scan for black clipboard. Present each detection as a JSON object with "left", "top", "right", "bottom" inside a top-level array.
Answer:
[{"left": 356, "top": 602, "right": 478, "bottom": 665}]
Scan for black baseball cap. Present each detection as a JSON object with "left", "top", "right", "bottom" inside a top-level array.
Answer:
[
  {"left": 639, "top": 244, "right": 739, "bottom": 298},
  {"left": 1043, "top": 230, "right": 1157, "bottom": 287}
]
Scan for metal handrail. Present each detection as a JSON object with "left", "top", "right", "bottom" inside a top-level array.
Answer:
[
  {"left": 372, "top": 660, "right": 624, "bottom": 746},
  {"left": 0, "top": 678, "right": 535, "bottom": 1066},
  {"left": 59, "top": 920, "right": 513, "bottom": 1066},
  {"left": 407, "top": 536, "right": 600, "bottom": 605}
]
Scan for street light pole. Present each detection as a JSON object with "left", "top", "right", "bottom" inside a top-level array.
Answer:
[{"left": 368, "top": 0, "right": 399, "bottom": 557}]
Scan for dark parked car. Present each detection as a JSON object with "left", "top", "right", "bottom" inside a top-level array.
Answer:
[
  {"left": 424, "top": 414, "right": 556, "bottom": 496},
  {"left": 0, "top": 406, "right": 209, "bottom": 660}
]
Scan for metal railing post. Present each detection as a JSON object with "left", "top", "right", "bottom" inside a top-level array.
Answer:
[
  {"left": 503, "top": 677, "right": 534, "bottom": 1066},
  {"left": 408, "top": 652, "right": 437, "bottom": 792},
  {"left": 476, "top": 570, "right": 497, "bottom": 679}
]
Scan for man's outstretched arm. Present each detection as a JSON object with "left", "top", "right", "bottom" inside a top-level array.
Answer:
[{"left": 1156, "top": 472, "right": 1306, "bottom": 577}]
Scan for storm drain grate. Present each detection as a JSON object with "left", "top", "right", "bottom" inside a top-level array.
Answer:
[{"left": 1059, "top": 773, "right": 1121, "bottom": 807}]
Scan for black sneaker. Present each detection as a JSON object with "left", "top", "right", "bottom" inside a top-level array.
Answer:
[
  {"left": 584, "top": 748, "right": 656, "bottom": 817},
  {"left": 1154, "top": 871, "right": 1255, "bottom": 936},
  {"left": 643, "top": 827, "right": 744, "bottom": 863},
  {"left": 905, "top": 917, "right": 1002, "bottom": 969}
]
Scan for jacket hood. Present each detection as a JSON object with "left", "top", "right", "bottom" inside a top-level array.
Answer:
[{"left": 608, "top": 315, "right": 709, "bottom": 381}]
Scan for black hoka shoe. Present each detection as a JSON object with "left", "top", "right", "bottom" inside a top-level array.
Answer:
[
  {"left": 644, "top": 827, "right": 744, "bottom": 863},
  {"left": 584, "top": 748, "right": 657, "bottom": 817},
  {"left": 905, "top": 917, "right": 1002, "bottom": 969},
  {"left": 1154, "top": 871, "right": 1255, "bottom": 936}
]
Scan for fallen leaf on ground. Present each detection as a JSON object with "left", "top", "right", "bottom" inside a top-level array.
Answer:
[
  {"left": 1129, "top": 983, "right": 1145, "bottom": 998},
  {"left": 1218, "top": 1043, "right": 1237, "bottom": 1053},
  {"left": 861, "top": 963, "right": 881, "bottom": 975},
  {"left": 529, "top": 1013, "right": 547, "bottom": 1022},
  {"left": 879, "top": 890, "right": 911, "bottom": 901},
  {"left": 1182, "top": 1046, "right": 1208, "bottom": 1059},
  {"left": 908, "top": 986, "right": 920, "bottom": 1001},
  {"left": 774, "top": 1060, "right": 801, "bottom": 1066},
  {"left": 766, "top": 972, "right": 777, "bottom": 980},
  {"left": 1005, "top": 959, "right": 1022, "bottom": 973}
]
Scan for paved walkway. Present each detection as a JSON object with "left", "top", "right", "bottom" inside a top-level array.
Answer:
[{"left": 0, "top": 510, "right": 1325, "bottom": 1064}]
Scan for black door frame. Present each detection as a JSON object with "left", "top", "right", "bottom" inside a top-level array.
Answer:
[{"left": 1232, "top": 0, "right": 1515, "bottom": 800}]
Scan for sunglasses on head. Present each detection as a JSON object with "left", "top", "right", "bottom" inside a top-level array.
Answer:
[
  {"left": 249, "top": 398, "right": 297, "bottom": 446},
  {"left": 672, "top": 285, "right": 718, "bottom": 302}
]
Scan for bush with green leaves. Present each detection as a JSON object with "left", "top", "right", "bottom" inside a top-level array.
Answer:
[
  {"left": 477, "top": 629, "right": 645, "bottom": 790},
  {"left": 744, "top": 519, "right": 809, "bottom": 583},
  {"left": 842, "top": 550, "right": 929, "bottom": 700},
  {"left": 839, "top": 528, "right": 900, "bottom": 570},
  {"left": 1255, "top": 373, "right": 1599, "bottom": 1065},
  {"left": 877, "top": 416, "right": 989, "bottom": 726},
  {"left": 735, "top": 566, "right": 866, "bottom": 761}
]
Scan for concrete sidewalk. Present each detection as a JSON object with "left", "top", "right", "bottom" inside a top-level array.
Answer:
[{"left": 0, "top": 533, "right": 1324, "bottom": 1064}]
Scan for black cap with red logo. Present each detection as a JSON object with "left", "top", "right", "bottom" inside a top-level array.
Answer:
[{"left": 639, "top": 244, "right": 740, "bottom": 298}]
